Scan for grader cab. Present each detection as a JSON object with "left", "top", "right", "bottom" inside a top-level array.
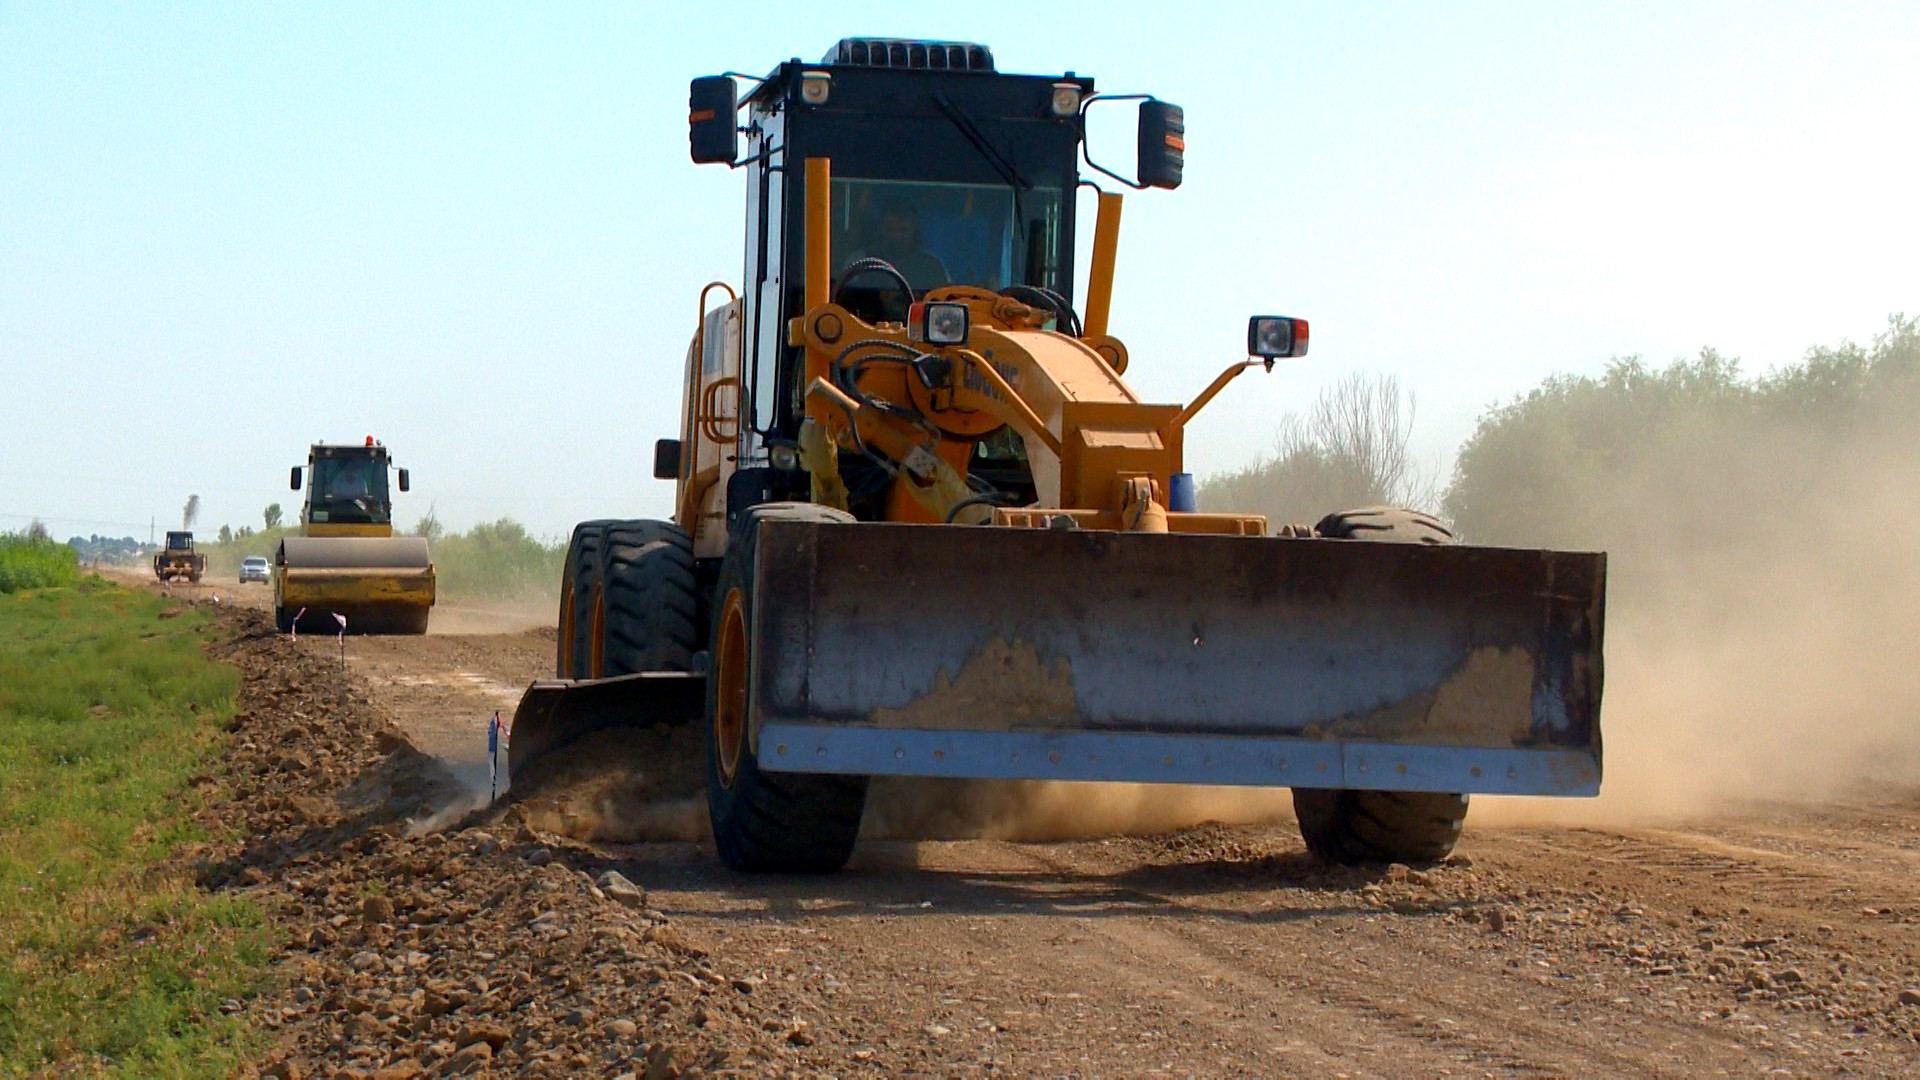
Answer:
[{"left": 152, "top": 530, "right": 205, "bottom": 583}]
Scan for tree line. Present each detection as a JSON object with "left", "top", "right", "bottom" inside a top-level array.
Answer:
[{"left": 1201, "top": 314, "right": 1919, "bottom": 557}]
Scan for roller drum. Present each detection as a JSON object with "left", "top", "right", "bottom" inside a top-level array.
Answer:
[{"left": 277, "top": 536, "right": 435, "bottom": 634}]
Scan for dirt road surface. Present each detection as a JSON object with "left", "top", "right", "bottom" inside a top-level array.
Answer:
[{"left": 127, "top": 570, "right": 1920, "bottom": 1076}]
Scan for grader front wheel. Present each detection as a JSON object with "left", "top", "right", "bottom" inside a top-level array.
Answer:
[
  {"left": 555, "top": 520, "right": 614, "bottom": 678},
  {"left": 704, "top": 503, "right": 868, "bottom": 874}
]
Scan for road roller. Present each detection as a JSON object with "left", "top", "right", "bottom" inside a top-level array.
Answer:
[{"left": 275, "top": 437, "right": 435, "bottom": 635}]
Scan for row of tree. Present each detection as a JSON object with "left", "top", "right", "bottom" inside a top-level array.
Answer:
[
  {"left": 65, "top": 533, "right": 150, "bottom": 564},
  {"left": 1198, "top": 372, "right": 1431, "bottom": 529},
  {"left": 207, "top": 503, "right": 283, "bottom": 545},
  {"left": 1445, "top": 316, "right": 1917, "bottom": 550},
  {"left": 405, "top": 512, "right": 563, "bottom": 600},
  {"left": 1200, "top": 314, "right": 1919, "bottom": 555}
]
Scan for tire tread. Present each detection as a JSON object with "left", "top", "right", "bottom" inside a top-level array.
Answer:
[
  {"left": 598, "top": 520, "right": 702, "bottom": 677},
  {"left": 706, "top": 503, "right": 869, "bottom": 874}
]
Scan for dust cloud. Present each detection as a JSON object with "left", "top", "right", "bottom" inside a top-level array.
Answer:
[
  {"left": 500, "top": 726, "right": 709, "bottom": 843},
  {"left": 426, "top": 597, "right": 555, "bottom": 637},
  {"left": 864, "top": 778, "right": 1292, "bottom": 842},
  {"left": 504, "top": 724, "right": 1296, "bottom": 845},
  {"left": 1480, "top": 429, "right": 1920, "bottom": 826}
]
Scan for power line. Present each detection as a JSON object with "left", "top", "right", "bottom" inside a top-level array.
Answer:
[{"left": 0, "top": 510, "right": 153, "bottom": 532}]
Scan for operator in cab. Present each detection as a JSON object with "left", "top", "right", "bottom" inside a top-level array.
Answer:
[
  {"left": 331, "top": 458, "right": 372, "bottom": 500},
  {"left": 846, "top": 201, "right": 951, "bottom": 290}
]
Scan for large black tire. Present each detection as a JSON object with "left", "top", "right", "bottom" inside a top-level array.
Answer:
[
  {"left": 1293, "top": 505, "right": 1470, "bottom": 864},
  {"left": 1313, "top": 505, "right": 1454, "bottom": 545},
  {"left": 556, "top": 520, "right": 615, "bottom": 678},
  {"left": 706, "top": 503, "right": 868, "bottom": 873},
  {"left": 1292, "top": 789, "right": 1469, "bottom": 865},
  {"left": 599, "top": 520, "right": 702, "bottom": 677}
]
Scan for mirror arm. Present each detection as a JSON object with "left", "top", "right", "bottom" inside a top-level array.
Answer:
[
  {"left": 1077, "top": 93, "right": 1154, "bottom": 191},
  {"left": 1171, "top": 359, "right": 1266, "bottom": 432},
  {"left": 1079, "top": 141, "right": 1146, "bottom": 192}
]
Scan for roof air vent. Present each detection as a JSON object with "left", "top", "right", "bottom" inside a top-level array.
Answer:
[{"left": 824, "top": 38, "right": 994, "bottom": 72}]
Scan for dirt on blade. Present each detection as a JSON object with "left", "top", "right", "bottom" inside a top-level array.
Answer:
[{"left": 147, "top": 572, "right": 1920, "bottom": 1077}]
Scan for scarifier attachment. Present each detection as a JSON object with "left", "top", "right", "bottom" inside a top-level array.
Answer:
[
  {"left": 747, "top": 521, "right": 1605, "bottom": 795},
  {"left": 277, "top": 536, "right": 436, "bottom": 635}
]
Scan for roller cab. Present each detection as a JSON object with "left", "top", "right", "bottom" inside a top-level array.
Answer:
[{"left": 275, "top": 439, "right": 435, "bottom": 635}]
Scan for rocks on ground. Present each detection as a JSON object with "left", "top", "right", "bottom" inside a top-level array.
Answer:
[{"left": 188, "top": 609, "right": 835, "bottom": 1077}]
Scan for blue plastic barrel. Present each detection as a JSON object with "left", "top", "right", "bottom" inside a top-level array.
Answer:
[{"left": 1168, "top": 472, "right": 1197, "bottom": 513}]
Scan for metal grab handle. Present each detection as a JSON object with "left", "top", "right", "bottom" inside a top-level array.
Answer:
[
  {"left": 690, "top": 280, "right": 742, "bottom": 446},
  {"left": 699, "top": 376, "right": 742, "bottom": 442}
]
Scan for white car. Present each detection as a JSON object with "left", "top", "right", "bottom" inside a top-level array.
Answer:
[{"left": 239, "top": 556, "right": 271, "bottom": 584}]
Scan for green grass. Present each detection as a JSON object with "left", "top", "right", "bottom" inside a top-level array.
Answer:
[
  {"left": 0, "top": 579, "right": 272, "bottom": 1076},
  {"left": 0, "top": 535, "right": 79, "bottom": 593}
]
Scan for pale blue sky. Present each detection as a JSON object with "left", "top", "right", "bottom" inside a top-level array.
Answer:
[{"left": 4, "top": 2, "right": 1916, "bottom": 540}]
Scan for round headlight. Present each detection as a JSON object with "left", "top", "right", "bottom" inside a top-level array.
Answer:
[
  {"left": 799, "top": 71, "right": 832, "bottom": 106},
  {"left": 1255, "top": 319, "right": 1291, "bottom": 355},
  {"left": 1247, "top": 316, "right": 1308, "bottom": 359},
  {"left": 1049, "top": 82, "right": 1081, "bottom": 117}
]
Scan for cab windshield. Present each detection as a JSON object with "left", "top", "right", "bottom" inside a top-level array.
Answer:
[
  {"left": 831, "top": 177, "right": 1064, "bottom": 318},
  {"left": 310, "top": 456, "right": 390, "bottom": 524}
]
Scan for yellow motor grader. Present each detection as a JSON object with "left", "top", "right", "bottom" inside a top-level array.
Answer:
[
  {"left": 152, "top": 531, "right": 205, "bottom": 583},
  {"left": 510, "top": 38, "right": 1607, "bottom": 872},
  {"left": 275, "top": 438, "right": 434, "bottom": 635}
]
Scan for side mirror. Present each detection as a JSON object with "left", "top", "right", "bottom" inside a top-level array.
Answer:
[
  {"left": 1248, "top": 316, "right": 1309, "bottom": 359},
  {"left": 689, "top": 77, "right": 738, "bottom": 165},
  {"left": 290, "top": 466, "right": 302, "bottom": 491},
  {"left": 1137, "top": 100, "right": 1185, "bottom": 189},
  {"left": 397, "top": 468, "right": 411, "bottom": 493},
  {"left": 653, "top": 439, "right": 683, "bottom": 481}
]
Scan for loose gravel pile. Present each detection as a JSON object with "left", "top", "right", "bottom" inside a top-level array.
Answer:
[{"left": 187, "top": 608, "right": 828, "bottom": 1078}]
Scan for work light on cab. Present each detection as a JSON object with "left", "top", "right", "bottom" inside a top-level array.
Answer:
[
  {"left": 1049, "top": 81, "right": 1082, "bottom": 116},
  {"left": 799, "top": 70, "right": 832, "bottom": 106}
]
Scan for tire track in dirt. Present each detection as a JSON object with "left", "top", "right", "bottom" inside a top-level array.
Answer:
[{"left": 988, "top": 837, "right": 1807, "bottom": 1076}]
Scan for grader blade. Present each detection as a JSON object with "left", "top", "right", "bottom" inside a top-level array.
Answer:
[
  {"left": 749, "top": 521, "right": 1605, "bottom": 796},
  {"left": 507, "top": 672, "right": 705, "bottom": 780}
]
